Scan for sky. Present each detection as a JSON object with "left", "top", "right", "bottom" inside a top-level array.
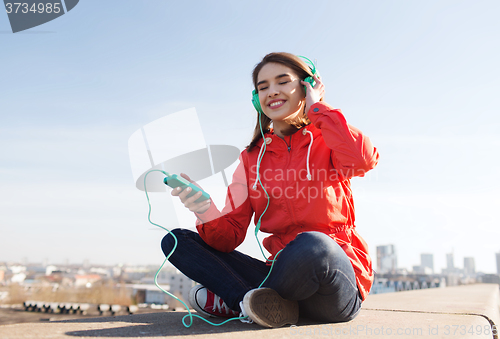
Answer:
[{"left": 1, "top": 0, "right": 499, "bottom": 274}]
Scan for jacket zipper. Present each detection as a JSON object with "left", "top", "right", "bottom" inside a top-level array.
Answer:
[
  {"left": 282, "top": 136, "right": 298, "bottom": 225},
  {"left": 280, "top": 135, "right": 292, "bottom": 152}
]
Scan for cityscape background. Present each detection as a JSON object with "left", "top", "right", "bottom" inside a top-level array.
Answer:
[
  {"left": 1, "top": 0, "right": 500, "bottom": 277},
  {"left": 2, "top": 246, "right": 500, "bottom": 310}
]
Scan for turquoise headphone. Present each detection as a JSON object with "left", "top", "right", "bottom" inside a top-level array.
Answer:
[{"left": 251, "top": 55, "right": 318, "bottom": 114}]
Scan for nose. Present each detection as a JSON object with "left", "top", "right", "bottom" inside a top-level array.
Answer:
[{"left": 267, "top": 84, "right": 280, "bottom": 97}]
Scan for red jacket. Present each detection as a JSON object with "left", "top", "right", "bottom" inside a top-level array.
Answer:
[{"left": 195, "top": 102, "right": 379, "bottom": 300}]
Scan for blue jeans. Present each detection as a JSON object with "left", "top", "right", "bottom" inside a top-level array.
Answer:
[{"left": 161, "top": 229, "right": 362, "bottom": 323}]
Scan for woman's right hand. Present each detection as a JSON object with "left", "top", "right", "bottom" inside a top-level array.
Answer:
[
  {"left": 302, "top": 74, "right": 325, "bottom": 114},
  {"left": 170, "top": 173, "right": 211, "bottom": 214}
]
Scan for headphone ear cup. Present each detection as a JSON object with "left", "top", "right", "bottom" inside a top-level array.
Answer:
[
  {"left": 303, "top": 76, "right": 316, "bottom": 94},
  {"left": 252, "top": 90, "right": 263, "bottom": 114}
]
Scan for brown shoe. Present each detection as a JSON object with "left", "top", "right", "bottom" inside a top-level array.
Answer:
[{"left": 242, "top": 288, "right": 299, "bottom": 328}]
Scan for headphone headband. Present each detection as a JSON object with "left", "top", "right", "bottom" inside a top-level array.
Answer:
[{"left": 297, "top": 55, "right": 317, "bottom": 77}]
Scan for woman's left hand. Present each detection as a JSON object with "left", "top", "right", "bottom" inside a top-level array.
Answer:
[{"left": 301, "top": 74, "right": 325, "bottom": 114}]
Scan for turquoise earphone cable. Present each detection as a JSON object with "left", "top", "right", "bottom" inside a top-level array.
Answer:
[
  {"left": 143, "top": 170, "right": 249, "bottom": 327},
  {"left": 253, "top": 112, "right": 272, "bottom": 261},
  {"left": 143, "top": 168, "right": 282, "bottom": 326}
]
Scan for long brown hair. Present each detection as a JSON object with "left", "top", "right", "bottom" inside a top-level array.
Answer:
[{"left": 246, "top": 52, "right": 315, "bottom": 153}]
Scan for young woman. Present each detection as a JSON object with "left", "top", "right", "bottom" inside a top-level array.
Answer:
[{"left": 161, "top": 52, "right": 379, "bottom": 328}]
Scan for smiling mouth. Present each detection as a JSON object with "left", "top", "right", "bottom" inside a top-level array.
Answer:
[{"left": 268, "top": 100, "right": 286, "bottom": 109}]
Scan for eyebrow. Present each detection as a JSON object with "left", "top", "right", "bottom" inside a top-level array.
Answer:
[{"left": 257, "top": 73, "right": 292, "bottom": 87}]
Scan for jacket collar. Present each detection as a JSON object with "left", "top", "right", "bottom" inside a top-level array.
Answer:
[
  {"left": 251, "top": 123, "right": 318, "bottom": 189},
  {"left": 256, "top": 123, "right": 320, "bottom": 153}
]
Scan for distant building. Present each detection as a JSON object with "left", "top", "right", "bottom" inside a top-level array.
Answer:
[
  {"left": 481, "top": 274, "right": 500, "bottom": 285},
  {"left": 11, "top": 272, "right": 26, "bottom": 283},
  {"left": 412, "top": 265, "right": 432, "bottom": 275},
  {"left": 446, "top": 253, "right": 454, "bottom": 269},
  {"left": 421, "top": 254, "right": 434, "bottom": 273},
  {"left": 156, "top": 269, "right": 194, "bottom": 306},
  {"left": 376, "top": 245, "right": 397, "bottom": 274},
  {"left": 90, "top": 267, "right": 111, "bottom": 277},
  {"left": 123, "top": 266, "right": 150, "bottom": 282},
  {"left": 74, "top": 274, "right": 102, "bottom": 288},
  {"left": 145, "top": 289, "right": 168, "bottom": 304},
  {"left": 442, "top": 252, "right": 462, "bottom": 281},
  {"left": 496, "top": 253, "right": 500, "bottom": 275},
  {"left": 9, "top": 265, "right": 27, "bottom": 284},
  {"left": 46, "top": 265, "right": 58, "bottom": 276},
  {"left": 112, "top": 265, "right": 123, "bottom": 279},
  {"left": 9, "top": 265, "right": 26, "bottom": 275},
  {"left": 463, "top": 257, "right": 475, "bottom": 275},
  {"left": 129, "top": 284, "right": 171, "bottom": 305}
]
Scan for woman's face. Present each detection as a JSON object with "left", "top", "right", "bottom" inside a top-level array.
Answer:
[{"left": 256, "top": 62, "right": 305, "bottom": 123}]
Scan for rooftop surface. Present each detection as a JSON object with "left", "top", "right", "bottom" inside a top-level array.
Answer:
[{"left": 0, "top": 284, "right": 498, "bottom": 339}]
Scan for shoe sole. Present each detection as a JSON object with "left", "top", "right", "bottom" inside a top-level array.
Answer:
[{"left": 243, "top": 288, "right": 299, "bottom": 328}]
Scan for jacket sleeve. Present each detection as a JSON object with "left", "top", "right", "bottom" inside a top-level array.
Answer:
[
  {"left": 193, "top": 152, "right": 254, "bottom": 252},
  {"left": 307, "top": 102, "right": 379, "bottom": 180}
]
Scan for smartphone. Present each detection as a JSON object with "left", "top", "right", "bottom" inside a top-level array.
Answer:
[{"left": 163, "top": 174, "right": 210, "bottom": 203}]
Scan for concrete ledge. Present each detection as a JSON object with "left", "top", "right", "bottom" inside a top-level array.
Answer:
[
  {"left": 0, "top": 284, "right": 498, "bottom": 339},
  {"left": 363, "top": 284, "right": 500, "bottom": 326}
]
